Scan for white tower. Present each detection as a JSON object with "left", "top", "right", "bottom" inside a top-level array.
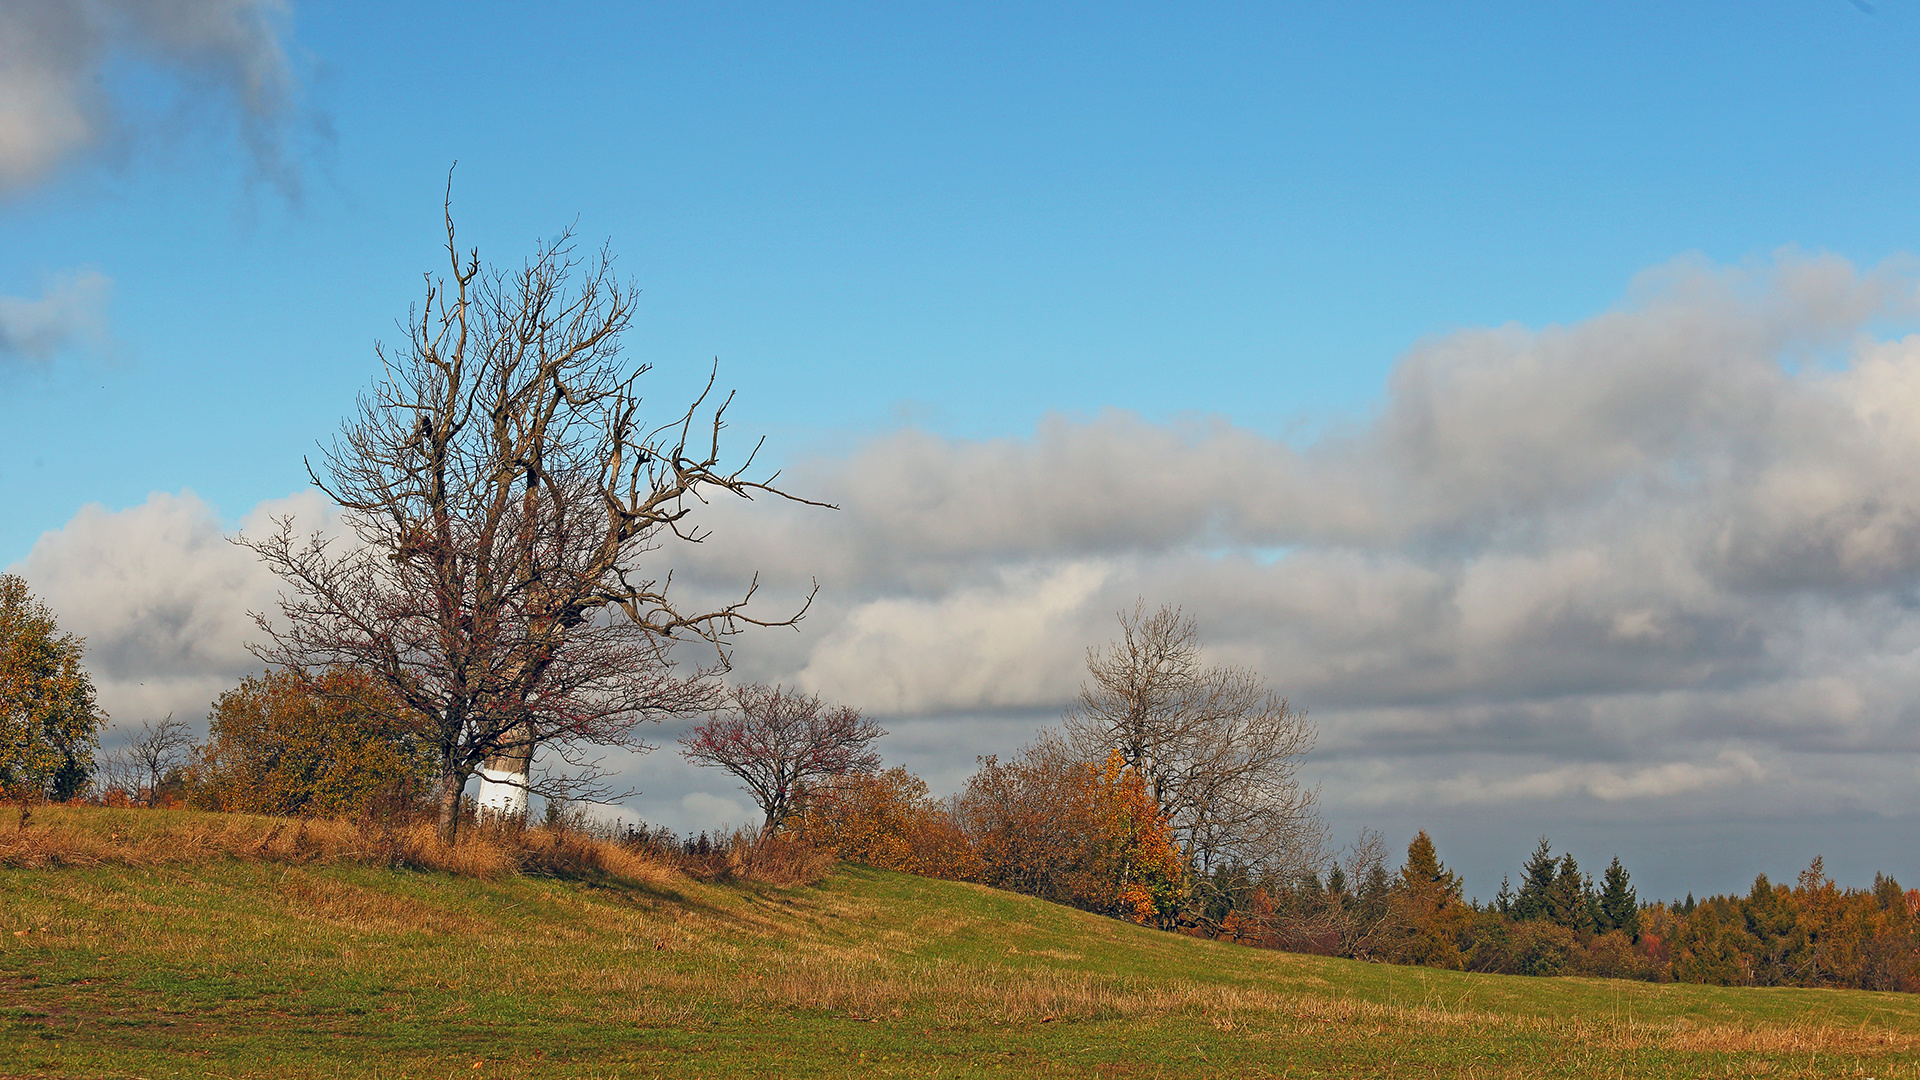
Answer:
[{"left": 474, "top": 722, "right": 532, "bottom": 818}]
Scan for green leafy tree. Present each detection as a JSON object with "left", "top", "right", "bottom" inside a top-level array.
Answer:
[{"left": 0, "top": 574, "right": 105, "bottom": 799}]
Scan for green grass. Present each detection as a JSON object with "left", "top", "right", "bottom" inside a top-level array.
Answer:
[{"left": 4, "top": 810, "right": 1919, "bottom": 1078}]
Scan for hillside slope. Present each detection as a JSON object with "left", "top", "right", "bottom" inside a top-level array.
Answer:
[{"left": 4, "top": 810, "right": 1919, "bottom": 1078}]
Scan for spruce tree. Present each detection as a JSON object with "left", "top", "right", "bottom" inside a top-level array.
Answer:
[
  {"left": 1598, "top": 855, "right": 1640, "bottom": 938},
  {"left": 1547, "top": 852, "right": 1593, "bottom": 932},
  {"left": 1514, "top": 836, "right": 1558, "bottom": 921}
]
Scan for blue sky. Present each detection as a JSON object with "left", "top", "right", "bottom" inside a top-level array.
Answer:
[
  {"left": 9, "top": 0, "right": 1918, "bottom": 557},
  {"left": 8, "top": 1, "right": 1920, "bottom": 899}
]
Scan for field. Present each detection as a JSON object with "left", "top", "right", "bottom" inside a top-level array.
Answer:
[{"left": 4, "top": 808, "right": 1919, "bottom": 1078}]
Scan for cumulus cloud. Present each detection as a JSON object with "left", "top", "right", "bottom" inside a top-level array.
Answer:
[
  {"left": 0, "top": 0, "right": 302, "bottom": 194},
  {"left": 8, "top": 487, "right": 336, "bottom": 738},
  {"left": 0, "top": 268, "right": 112, "bottom": 366},
  {"left": 680, "top": 792, "right": 751, "bottom": 829},
  {"left": 663, "top": 251, "right": 1920, "bottom": 850}
]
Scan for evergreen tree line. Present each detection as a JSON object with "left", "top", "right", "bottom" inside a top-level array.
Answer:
[{"left": 1208, "top": 834, "right": 1920, "bottom": 991}]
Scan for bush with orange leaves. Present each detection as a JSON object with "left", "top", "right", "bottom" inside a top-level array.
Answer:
[
  {"left": 957, "top": 734, "right": 1187, "bottom": 927},
  {"left": 192, "top": 667, "right": 436, "bottom": 817},
  {"left": 790, "top": 767, "right": 981, "bottom": 881}
]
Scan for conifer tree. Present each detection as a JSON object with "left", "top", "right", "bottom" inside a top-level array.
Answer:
[
  {"left": 1514, "top": 836, "right": 1558, "bottom": 921},
  {"left": 1325, "top": 863, "right": 1348, "bottom": 900},
  {"left": 1548, "top": 853, "right": 1594, "bottom": 933},
  {"left": 1598, "top": 855, "right": 1640, "bottom": 939},
  {"left": 1393, "top": 831, "right": 1468, "bottom": 968}
]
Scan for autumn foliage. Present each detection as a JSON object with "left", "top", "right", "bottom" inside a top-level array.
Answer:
[
  {"left": 0, "top": 573, "right": 104, "bottom": 800},
  {"left": 790, "top": 767, "right": 979, "bottom": 880},
  {"left": 192, "top": 666, "right": 436, "bottom": 816},
  {"left": 954, "top": 737, "right": 1187, "bottom": 926},
  {"left": 1203, "top": 831, "right": 1920, "bottom": 993}
]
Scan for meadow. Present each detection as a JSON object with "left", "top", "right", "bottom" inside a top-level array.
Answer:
[{"left": 4, "top": 806, "right": 1918, "bottom": 1079}]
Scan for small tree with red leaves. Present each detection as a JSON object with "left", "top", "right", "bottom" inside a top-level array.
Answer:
[{"left": 680, "top": 684, "right": 884, "bottom": 831}]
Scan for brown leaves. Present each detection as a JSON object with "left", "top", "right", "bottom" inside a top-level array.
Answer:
[{"left": 194, "top": 666, "right": 435, "bottom": 817}]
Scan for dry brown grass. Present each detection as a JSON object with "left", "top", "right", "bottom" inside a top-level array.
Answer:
[
  {"left": 1651, "top": 1019, "right": 1920, "bottom": 1055},
  {"left": 1493, "top": 1008, "right": 1920, "bottom": 1060},
  {"left": 0, "top": 804, "right": 792, "bottom": 888}
]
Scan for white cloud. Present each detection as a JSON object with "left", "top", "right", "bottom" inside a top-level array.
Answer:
[
  {"left": 662, "top": 251, "right": 1920, "bottom": 842},
  {"left": 679, "top": 792, "right": 750, "bottom": 831},
  {"left": 797, "top": 560, "right": 1114, "bottom": 714},
  {"left": 9, "top": 487, "right": 335, "bottom": 736},
  {"left": 0, "top": 269, "right": 111, "bottom": 366},
  {"left": 1431, "top": 749, "right": 1769, "bottom": 805},
  {"left": 0, "top": 0, "right": 301, "bottom": 194}
]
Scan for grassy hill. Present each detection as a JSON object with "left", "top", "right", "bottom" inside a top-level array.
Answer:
[{"left": 4, "top": 808, "right": 1919, "bottom": 1078}]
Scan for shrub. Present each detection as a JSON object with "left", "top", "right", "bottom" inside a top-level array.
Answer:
[{"left": 194, "top": 667, "right": 436, "bottom": 817}]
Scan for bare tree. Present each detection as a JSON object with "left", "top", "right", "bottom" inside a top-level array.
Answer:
[
  {"left": 243, "top": 194, "right": 825, "bottom": 842},
  {"left": 1329, "top": 826, "right": 1400, "bottom": 960},
  {"left": 1064, "top": 601, "right": 1325, "bottom": 891},
  {"left": 680, "top": 683, "right": 884, "bottom": 831},
  {"left": 114, "top": 715, "right": 191, "bottom": 805}
]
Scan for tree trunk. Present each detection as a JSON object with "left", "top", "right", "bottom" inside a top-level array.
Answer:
[
  {"left": 474, "top": 721, "right": 533, "bottom": 820},
  {"left": 436, "top": 767, "right": 464, "bottom": 845}
]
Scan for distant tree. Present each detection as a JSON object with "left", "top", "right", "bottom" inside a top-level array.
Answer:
[
  {"left": 1597, "top": 855, "right": 1640, "bottom": 939},
  {"left": 101, "top": 715, "right": 193, "bottom": 806},
  {"left": 1329, "top": 827, "right": 1401, "bottom": 960},
  {"left": 1064, "top": 601, "right": 1325, "bottom": 909},
  {"left": 791, "top": 766, "right": 980, "bottom": 880},
  {"left": 1547, "top": 853, "right": 1594, "bottom": 933},
  {"left": 1741, "top": 871, "right": 1809, "bottom": 986},
  {"left": 956, "top": 734, "right": 1094, "bottom": 905},
  {"left": 1324, "top": 862, "right": 1348, "bottom": 899},
  {"left": 195, "top": 667, "right": 436, "bottom": 816},
  {"left": 1494, "top": 874, "right": 1516, "bottom": 917},
  {"left": 681, "top": 684, "right": 884, "bottom": 831},
  {"left": 1390, "top": 831, "right": 1469, "bottom": 969},
  {"left": 0, "top": 573, "right": 105, "bottom": 800},
  {"left": 956, "top": 734, "right": 1187, "bottom": 925},
  {"left": 1513, "top": 836, "right": 1559, "bottom": 922},
  {"left": 242, "top": 199, "right": 821, "bottom": 843}
]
